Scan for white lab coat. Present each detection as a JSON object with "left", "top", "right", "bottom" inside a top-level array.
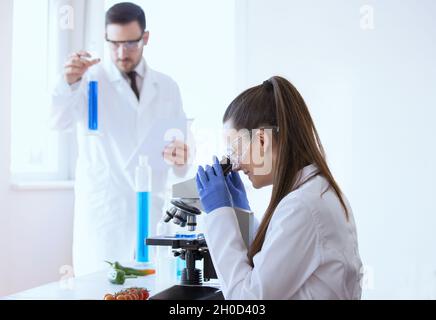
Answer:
[
  {"left": 51, "top": 59, "right": 187, "bottom": 276},
  {"left": 204, "top": 164, "right": 363, "bottom": 300}
]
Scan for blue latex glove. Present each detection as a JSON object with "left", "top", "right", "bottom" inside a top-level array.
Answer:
[
  {"left": 225, "top": 171, "right": 251, "bottom": 211},
  {"left": 196, "top": 156, "right": 233, "bottom": 214}
]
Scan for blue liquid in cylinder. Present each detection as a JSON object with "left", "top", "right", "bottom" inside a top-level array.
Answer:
[
  {"left": 88, "top": 81, "right": 98, "bottom": 131},
  {"left": 176, "top": 257, "right": 186, "bottom": 280},
  {"left": 137, "top": 191, "right": 150, "bottom": 263}
]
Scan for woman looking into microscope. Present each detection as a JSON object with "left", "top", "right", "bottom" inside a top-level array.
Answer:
[{"left": 196, "top": 76, "right": 363, "bottom": 300}]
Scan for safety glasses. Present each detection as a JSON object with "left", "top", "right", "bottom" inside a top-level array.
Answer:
[
  {"left": 225, "top": 127, "right": 279, "bottom": 169},
  {"left": 106, "top": 34, "right": 144, "bottom": 51},
  {"left": 225, "top": 131, "right": 253, "bottom": 169}
]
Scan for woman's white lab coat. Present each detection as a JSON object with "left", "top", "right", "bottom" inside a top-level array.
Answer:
[
  {"left": 204, "top": 164, "right": 363, "bottom": 300},
  {"left": 50, "top": 60, "right": 187, "bottom": 276}
]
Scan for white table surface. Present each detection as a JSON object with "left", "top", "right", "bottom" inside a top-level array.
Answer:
[{"left": 4, "top": 270, "right": 157, "bottom": 300}]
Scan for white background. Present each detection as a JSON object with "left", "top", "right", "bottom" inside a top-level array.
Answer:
[
  {"left": 1, "top": 0, "right": 436, "bottom": 299},
  {"left": 240, "top": 0, "right": 436, "bottom": 299}
]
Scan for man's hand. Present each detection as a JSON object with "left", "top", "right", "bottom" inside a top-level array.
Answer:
[
  {"left": 64, "top": 51, "right": 101, "bottom": 85},
  {"left": 163, "top": 140, "right": 190, "bottom": 167}
]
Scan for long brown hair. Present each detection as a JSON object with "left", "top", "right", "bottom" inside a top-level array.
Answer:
[{"left": 223, "top": 76, "right": 348, "bottom": 266}]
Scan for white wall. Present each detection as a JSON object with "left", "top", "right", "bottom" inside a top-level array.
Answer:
[
  {"left": 0, "top": 0, "right": 14, "bottom": 295},
  {"left": 0, "top": 0, "right": 75, "bottom": 296},
  {"left": 106, "top": 0, "right": 238, "bottom": 164},
  {"left": 237, "top": 0, "right": 436, "bottom": 299},
  {"left": 1, "top": 0, "right": 237, "bottom": 296}
]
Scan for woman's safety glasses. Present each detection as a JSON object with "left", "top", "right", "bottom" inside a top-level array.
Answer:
[
  {"left": 225, "top": 127, "right": 279, "bottom": 170},
  {"left": 225, "top": 131, "right": 254, "bottom": 170}
]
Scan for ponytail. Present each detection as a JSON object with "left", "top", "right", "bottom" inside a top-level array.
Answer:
[{"left": 223, "top": 76, "right": 349, "bottom": 266}]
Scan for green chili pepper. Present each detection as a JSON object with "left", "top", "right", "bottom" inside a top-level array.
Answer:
[
  {"left": 107, "top": 268, "right": 137, "bottom": 285},
  {"left": 105, "top": 261, "right": 155, "bottom": 277}
]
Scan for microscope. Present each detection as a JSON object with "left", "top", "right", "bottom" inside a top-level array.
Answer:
[{"left": 146, "top": 157, "right": 254, "bottom": 300}]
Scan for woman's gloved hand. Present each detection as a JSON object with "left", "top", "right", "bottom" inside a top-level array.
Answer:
[
  {"left": 225, "top": 171, "right": 251, "bottom": 211},
  {"left": 196, "top": 156, "right": 233, "bottom": 214}
]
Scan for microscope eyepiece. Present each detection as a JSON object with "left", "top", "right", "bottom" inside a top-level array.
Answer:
[
  {"left": 162, "top": 157, "right": 233, "bottom": 232},
  {"left": 220, "top": 156, "right": 233, "bottom": 176}
]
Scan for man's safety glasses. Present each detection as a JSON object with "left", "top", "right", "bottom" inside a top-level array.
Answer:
[{"left": 106, "top": 34, "right": 144, "bottom": 51}]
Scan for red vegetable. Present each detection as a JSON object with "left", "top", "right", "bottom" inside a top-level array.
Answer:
[{"left": 104, "top": 287, "right": 150, "bottom": 300}]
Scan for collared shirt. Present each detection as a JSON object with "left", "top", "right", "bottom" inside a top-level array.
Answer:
[{"left": 123, "top": 58, "right": 146, "bottom": 94}]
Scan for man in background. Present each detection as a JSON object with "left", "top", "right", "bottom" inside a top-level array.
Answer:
[{"left": 51, "top": 2, "right": 189, "bottom": 276}]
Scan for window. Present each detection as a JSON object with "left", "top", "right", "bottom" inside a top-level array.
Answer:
[{"left": 11, "top": 0, "right": 71, "bottom": 182}]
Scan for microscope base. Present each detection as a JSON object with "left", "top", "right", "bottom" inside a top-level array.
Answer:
[{"left": 149, "top": 285, "right": 224, "bottom": 300}]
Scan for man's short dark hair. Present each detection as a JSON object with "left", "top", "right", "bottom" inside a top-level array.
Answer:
[{"left": 106, "top": 2, "right": 146, "bottom": 31}]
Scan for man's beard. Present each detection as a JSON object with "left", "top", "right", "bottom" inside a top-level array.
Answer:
[{"left": 116, "top": 51, "right": 143, "bottom": 73}]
